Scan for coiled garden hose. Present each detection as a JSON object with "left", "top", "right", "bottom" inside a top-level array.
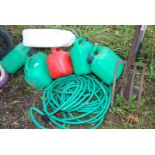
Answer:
[{"left": 29, "top": 75, "right": 112, "bottom": 129}]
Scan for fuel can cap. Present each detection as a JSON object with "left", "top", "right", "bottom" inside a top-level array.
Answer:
[{"left": 87, "top": 56, "right": 94, "bottom": 64}]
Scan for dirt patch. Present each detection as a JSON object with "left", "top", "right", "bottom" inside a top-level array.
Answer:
[{"left": 0, "top": 70, "right": 42, "bottom": 128}]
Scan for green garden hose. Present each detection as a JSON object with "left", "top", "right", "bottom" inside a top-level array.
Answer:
[{"left": 29, "top": 74, "right": 112, "bottom": 129}]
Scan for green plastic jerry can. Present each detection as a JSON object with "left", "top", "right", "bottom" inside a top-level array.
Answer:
[
  {"left": 24, "top": 52, "right": 52, "bottom": 90},
  {"left": 1, "top": 43, "right": 31, "bottom": 74},
  {"left": 88, "top": 45, "right": 124, "bottom": 85},
  {"left": 70, "top": 37, "right": 94, "bottom": 75}
]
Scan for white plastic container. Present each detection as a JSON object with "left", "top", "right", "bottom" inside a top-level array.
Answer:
[{"left": 22, "top": 29, "right": 76, "bottom": 48}]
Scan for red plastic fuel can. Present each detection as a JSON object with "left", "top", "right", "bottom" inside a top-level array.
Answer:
[{"left": 46, "top": 48, "right": 73, "bottom": 79}]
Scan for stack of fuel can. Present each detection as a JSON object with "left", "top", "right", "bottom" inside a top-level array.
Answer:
[
  {"left": 71, "top": 37, "right": 124, "bottom": 85},
  {"left": 0, "top": 29, "right": 124, "bottom": 90}
]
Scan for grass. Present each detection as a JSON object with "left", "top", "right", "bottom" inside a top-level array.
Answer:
[{"left": 0, "top": 25, "right": 155, "bottom": 129}]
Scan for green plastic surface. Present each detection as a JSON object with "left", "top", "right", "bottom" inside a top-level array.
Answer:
[
  {"left": 89, "top": 45, "right": 124, "bottom": 85},
  {"left": 24, "top": 52, "right": 52, "bottom": 90},
  {"left": 70, "top": 37, "right": 94, "bottom": 75},
  {"left": 1, "top": 43, "right": 31, "bottom": 74}
]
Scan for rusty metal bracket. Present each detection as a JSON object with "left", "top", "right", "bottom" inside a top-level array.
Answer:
[{"left": 111, "top": 61, "right": 146, "bottom": 105}]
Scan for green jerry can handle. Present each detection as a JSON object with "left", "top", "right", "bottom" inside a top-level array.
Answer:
[
  {"left": 24, "top": 57, "right": 36, "bottom": 75},
  {"left": 87, "top": 56, "right": 94, "bottom": 64},
  {"left": 75, "top": 37, "right": 87, "bottom": 46},
  {"left": 87, "top": 46, "right": 100, "bottom": 64},
  {"left": 92, "top": 46, "right": 100, "bottom": 55}
]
